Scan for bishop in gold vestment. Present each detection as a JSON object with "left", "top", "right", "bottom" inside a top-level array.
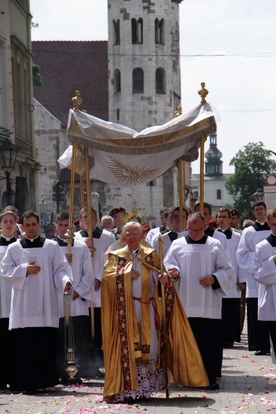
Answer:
[{"left": 101, "top": 222, "right": 208, "bottom": 403}]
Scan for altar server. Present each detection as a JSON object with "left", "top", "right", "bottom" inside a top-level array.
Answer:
[
  {"left": 254, "top": 208, "right": 276, "bottom": 361},
  {"left": 54, "top": 211, "right": 95, "bottom": 379},
  {"left": 1, "top": 210, "right": 72, "bottom": 394},
  {"left": 237, "top": 201, "right": 270, "bottom": 355},
  {"left": 164, "top": 212, "right": 233, "bottom": 390},
  {"left": 0, "top": 210, "right": 18, "bottom": 389}
]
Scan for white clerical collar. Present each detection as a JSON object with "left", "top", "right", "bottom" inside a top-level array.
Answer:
[
  {"left": 25, "top": 235, "right": 39, "bottom": 242},
  {"left": 218, "top": 227, "right": 230, "bottom": 232},
  {"left": 128, "top": 247, "right": 140, "bottom": 255},
  {"left": 58, "top": 236, "right": 67, "bottom": 242},
  {"left": 272, "top": 232, "right": 276, "bottom": 237},
  {"left": 256, "top": 220, "right": 266, "bottom": 225},
  {"left": 1, "top": 235, "right": 14, "bottom": 241}
]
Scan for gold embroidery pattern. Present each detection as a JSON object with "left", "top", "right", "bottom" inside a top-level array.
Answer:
[
  {"left": 165, "top": 282, "right": 175, "bottom": 326},
  {"left": 116, "top": 257, "right": 132, "bottom": 391},
  {"left": 107, "top": 157, "right": 158, "bottom": 185},
  {"left": 141, "top": 344, "right": 150, "bottom": 355},
  {"left": 145, "top": 253, "right": 161, "bottom": 273},
  {"left": 69, "top": 117, "right": 216, "bottom": 158}
]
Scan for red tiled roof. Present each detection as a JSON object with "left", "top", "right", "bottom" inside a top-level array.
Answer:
[{"left": 32, "top": 41, "right": 108, "bottom": 126}]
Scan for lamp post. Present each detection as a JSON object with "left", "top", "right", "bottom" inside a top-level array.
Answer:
[
  {"left": 253, "top": 188, "right": 264, "bottom": 201},
  {"left": 0, "top": 138, "right": 20, "bottom": 205}
]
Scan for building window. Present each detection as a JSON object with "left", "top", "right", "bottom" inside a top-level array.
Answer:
[
  {"left": 156, "top": 68, "right": 166, "bottom": 94},
  {"left": 132, "top": 18, "right": 143, "bottom": 44},
  {"left": 217, "top": 189, "right": 222, "bottom": 200},
  {"left": 113, "top": 19, "right": 120, "bottom": 45},
  {"left": 114, "top": 69, "right": 121, "bottom": 93},
  {"left": 133, "top": 68, "right": 144, "bottom": 93},
  {"left": 155, "top": 18, "right": 165, "bottom": 44},
  {"left": 147, "top": 180, "right": 156, "bottom": 187}
]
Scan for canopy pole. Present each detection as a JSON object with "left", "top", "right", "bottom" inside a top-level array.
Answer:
[
  {"left": 178, "top": 158, "right": 184, "bottom": 230},
  {"left": 174, "top": 106, "right": 184, "bottom": 231},
  {"left": 63, "top": 141, "right": 79, "bottom": 383},
  {"left": 158, "top": 235, "right": 170, "bottom": 399},
  {"left": 198, "top": 82, "right": 209, "bottom": 213},
  {"left": 84, "top": 144, "right": 95, "bottom": 256},
  {"left": 68, "top": 142, "right": 77, "bottom": 244},
  {"left": 84, "top": 144, "right": 95, "bottom": 341},
  {"left": 199, "top": 136, "right": 205, "bottom": 213},
  {"left": 80, "top": 176, "right": 85, "bottom": 208}
]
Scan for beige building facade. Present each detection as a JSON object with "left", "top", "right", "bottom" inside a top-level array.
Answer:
[{"left": 0, "top": 0, "right": 38, "bottom": 215}]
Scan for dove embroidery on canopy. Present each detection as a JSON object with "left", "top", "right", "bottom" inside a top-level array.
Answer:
[{"left": 107, "top": 157, "right": 158, "bottom": 185}]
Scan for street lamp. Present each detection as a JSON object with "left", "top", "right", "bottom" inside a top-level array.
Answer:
[
  {"left": 253, "top": 188, "right": 264, "bottom": 201},
  {"left": 0, "top": 138, "right": 20, "bottom": 205}
]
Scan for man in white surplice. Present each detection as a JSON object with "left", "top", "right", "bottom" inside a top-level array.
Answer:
[
  {"left": 54, "top": 211, "right": 95, "bottom": 379},
  {"left": 164, "top": 212, "right": 233, "bottom": 390},
  {"left": 1, "top": 210, "right": 72, "bottom": 394},
  {"left": 254, "top": 208, "right": 276, "bottom": 363},
  {"left": 236, "top": 200, "right": 271, "bottom": 355}
]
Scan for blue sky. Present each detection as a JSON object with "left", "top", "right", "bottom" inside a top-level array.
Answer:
[{"left": 31, "top": 0, "right": 276, "bottom": 173}]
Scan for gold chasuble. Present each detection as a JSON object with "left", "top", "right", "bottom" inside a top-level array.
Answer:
[{"left": 101, "top": 245, "right": 208, "bottom": 400}]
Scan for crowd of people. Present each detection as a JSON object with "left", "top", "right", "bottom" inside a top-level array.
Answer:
[{"left": 0, "top": 201, "right": 275, "bottom": 403}]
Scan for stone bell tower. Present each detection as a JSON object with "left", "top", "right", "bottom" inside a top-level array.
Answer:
[
  {"left": 108, "top": 0, "right": 183, "bottom": 130},
  {"left": 107, "top": 0, "right": 185, "bottom": 221}
]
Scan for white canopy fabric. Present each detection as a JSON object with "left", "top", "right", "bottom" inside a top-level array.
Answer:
[{"left": 58, "top": 102, "right": 217, "bottom": 187}]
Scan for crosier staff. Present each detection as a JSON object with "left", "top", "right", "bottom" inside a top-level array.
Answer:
[{"left": 158, "top": 234, "right": 169, "bottom": 399}]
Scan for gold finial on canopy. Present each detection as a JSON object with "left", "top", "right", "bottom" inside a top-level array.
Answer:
[
  {"left": 72, "top": 90, "right": 82, "bottom": 111},
  {"left": 198, "top": 82, "right": 209, "bottom": 103},
  {"left": 174, "top": 106, "right": 182, "bottom": 117},
  {"left": 131, "top": 200, "right": 138, "bottom": 220},
  {"left": 126, "top": 200, "right": 144, "bottom": 224}
]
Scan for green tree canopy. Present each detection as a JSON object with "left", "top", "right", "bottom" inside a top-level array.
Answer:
[
  {"left": 225, "top": 142, "right": 276, "bottom": 221},
  {"left": 32, "top": 64, "right": 43, "bottom": 87}
]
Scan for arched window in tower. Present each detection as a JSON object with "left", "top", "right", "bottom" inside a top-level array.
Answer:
[
  {"left": 132, "top": 18, "right": 143, "bottom": 44},
  {"left": 133, "top": 68, "right": 144, "bottom": 93},
  {"left": 155, "top": 18, "right": 165, "bottom": 44},
  {"left": 114, "top": 69, "right": 121, "bottom": 93},
  {"left": 216, "top": 189, "right": 222, "bottom": 200},
  {"left": 156, "top": 68, "right": 166, "bottom": 94},
  {"left": 113, "top": 19, "right": 120, "bottom": 45}
]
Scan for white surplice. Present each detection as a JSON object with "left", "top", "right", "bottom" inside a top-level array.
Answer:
[
  {"left": 151, "top": 230, "right": 188, "bottom": 257},
  {"left": 237, "top": 226, "right": 270, "bottom": 298},
  {"left": 219, "top": 229, "right": 243, "bottom": 298},
  {"left": 75, "top": 228, "right": 115, "bottom": 307},
  {"left": 0, "top": 246, "right": 12, "bottom": 318},
  {"left": 254, "top": 238, "right": 276, "bottom": 321},
  {"left": 164, "top": 236, "right": 232, "bottom": 319},
  {"left": 58, "top": 238, "right": 94, "bottom": 317},
  {"left": 1, "top": 239, "right": 72, "bottom": 329}
]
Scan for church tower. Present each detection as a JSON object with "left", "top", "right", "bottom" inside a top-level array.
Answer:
[
  {"left": 107, "top": 0, "right": 186, "bottom": 221},
  {"left": 205, "top": 133, "right": 223, "bottom": 176},
  {"left": 108, "top": 0, "right": 183, "bottom": 130}
]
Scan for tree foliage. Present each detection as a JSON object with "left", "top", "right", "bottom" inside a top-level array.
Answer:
[
  {"left": 225, "top": 142, "right": 276, "bottom": 221},
  {"left": 32, "top": 64, "right": 43, "bottom": 87}
]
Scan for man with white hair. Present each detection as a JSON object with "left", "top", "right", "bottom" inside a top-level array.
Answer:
[{"left": 101, "top": 221, "right": 209, "bottom": 403}]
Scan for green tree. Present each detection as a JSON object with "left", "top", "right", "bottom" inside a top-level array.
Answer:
[
  {"left": 225, "top": 142, "right": 276, "bottom": 221},
  {"left": 32, "top": 64, "right": 43, "bottom": 87}
]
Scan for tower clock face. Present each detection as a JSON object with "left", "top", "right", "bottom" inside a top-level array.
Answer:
[{"left": 266, "top": 173, "right": 276, "bottom": 186}]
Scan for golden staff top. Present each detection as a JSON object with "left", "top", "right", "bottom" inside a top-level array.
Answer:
[
  {"left": 198, "top": 82, "right": 209, "bottom": 103},
  {"left": 72, "top": 90, "right": 82, "bottom": 111}
]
